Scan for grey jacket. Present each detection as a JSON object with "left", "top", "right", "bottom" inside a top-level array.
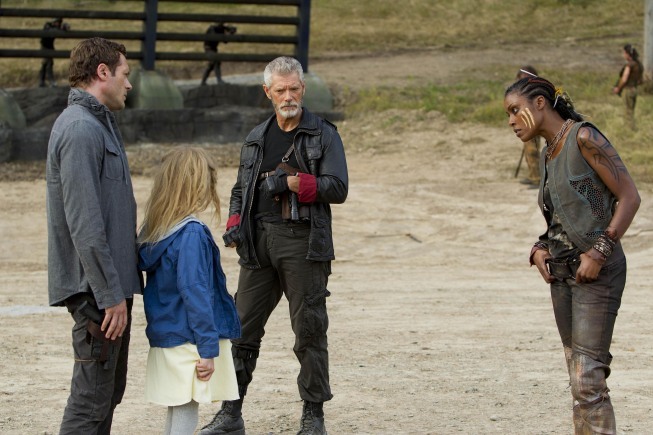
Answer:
[
  {"left": 46, "top": 88, "right": 141, "bottom": 309},
  {"left": 538, "top": 121, "right": 617, "bottom": 252},
  {"left": 229, "top": 108, "right": 348, "bottom": 268}
]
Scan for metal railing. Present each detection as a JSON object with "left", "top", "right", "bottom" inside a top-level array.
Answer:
[{"left": 0, "top": 0, "right": 311, "bottom": 71}]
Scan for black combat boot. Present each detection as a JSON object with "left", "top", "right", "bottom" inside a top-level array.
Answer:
[
  {"left": 297, "top": 401, "right": 327, "bottom": 435},
  {"left": 198, "top": 399, "right": 245, "bottom": 435}
]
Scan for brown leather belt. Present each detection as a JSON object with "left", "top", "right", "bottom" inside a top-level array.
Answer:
[
  {"left": 258, "top": 171, "right": 276, "bottom": 181},
  {"left": 546, "top": 258, "right": 580, "bottom": 281}
]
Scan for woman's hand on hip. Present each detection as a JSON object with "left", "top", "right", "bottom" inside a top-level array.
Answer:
[
  {"left": 576, "top": 251, "right": 602, "bottom": 283},
  {"left": 532, "top": 249, "right": 555, "bottom": 284}
]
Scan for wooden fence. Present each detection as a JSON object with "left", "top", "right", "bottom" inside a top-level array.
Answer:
[{"left": 0, "top": 0, "right": 312, "bottom": 71}]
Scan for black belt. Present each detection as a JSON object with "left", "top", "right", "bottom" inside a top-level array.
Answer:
[{"left": 546, "top": 258, "right": 580, "bottom": 280}]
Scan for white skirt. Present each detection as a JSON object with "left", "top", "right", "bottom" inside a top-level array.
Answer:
[{"left": 145, "top": 340, "right": 239, "bottom": 406}]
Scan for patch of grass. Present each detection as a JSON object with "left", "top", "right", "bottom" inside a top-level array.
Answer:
[
  {"left": 344, "top": 65, "right": 653, "bottom": 182},
  {"left": 311, "top": 0, "right": 642, "bottom": 55},
  {"left": 345, "top": 78, "right": 508, "bottom": 125}
]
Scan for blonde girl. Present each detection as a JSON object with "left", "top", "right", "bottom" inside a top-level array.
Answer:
[{"left": 138, "top": 146, "right": 241, "bottom": 435}]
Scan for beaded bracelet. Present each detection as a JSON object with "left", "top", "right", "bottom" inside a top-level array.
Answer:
[{"left": 592, "top": 234, "right": 616, "bottom": 259}]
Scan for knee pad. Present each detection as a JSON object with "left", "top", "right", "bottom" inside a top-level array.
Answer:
[{"left": 232, "top": 346, "right": 259, "bottom": 390}]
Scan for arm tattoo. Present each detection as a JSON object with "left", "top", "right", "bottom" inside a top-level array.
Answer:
[{"left": 578, "top": 128, "right": 626, "bottom": 182}]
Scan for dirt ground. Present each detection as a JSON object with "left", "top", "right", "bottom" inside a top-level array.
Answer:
[{"left": 1, "top": 42, "right": 652, "bottom": 434}]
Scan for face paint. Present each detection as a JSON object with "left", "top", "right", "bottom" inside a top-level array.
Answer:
[{"left": 521, "top": 107, "right": 535, "bottom": 130}]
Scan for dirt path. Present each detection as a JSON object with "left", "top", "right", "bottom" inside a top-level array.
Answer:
[{"left": 1, "top": 45, "right": 651, "bottom": 434}]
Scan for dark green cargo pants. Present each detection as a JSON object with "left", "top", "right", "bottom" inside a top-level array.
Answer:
[
  {"left": 232, "top": 220, "right": 333, "bottom": 403},
  {"left": 60, "top": 293, "right": 132, "bottom": 434}
]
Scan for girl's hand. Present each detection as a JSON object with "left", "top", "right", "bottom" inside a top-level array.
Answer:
[
  {"left": 196, "top": 358, "right": 215, "bottom": 382},
  {"left": 576, "top": 251, "right": 603, "bottom": 283},
  {"left": 532, "top": 249, "right": 555, "bottom": 283}
]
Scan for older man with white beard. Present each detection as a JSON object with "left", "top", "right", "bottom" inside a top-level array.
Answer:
[{"left": 199, "top": 56, "right": 348, "bottom": 435}]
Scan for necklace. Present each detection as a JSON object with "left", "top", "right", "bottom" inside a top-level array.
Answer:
[{"left": 545, "top": 119, "right": 574, "bottom": 160}]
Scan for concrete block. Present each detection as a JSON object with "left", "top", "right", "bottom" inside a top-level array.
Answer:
[
  {"left": 0, "top": 89, "right": 27, "bottom": 129},
  {"left": 126, "top": 69, "right": 184, "bottom": 110}
]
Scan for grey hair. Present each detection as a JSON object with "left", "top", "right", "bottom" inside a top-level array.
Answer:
[{"left": 263, "top": 56, "right": 304, "bottom": 87}]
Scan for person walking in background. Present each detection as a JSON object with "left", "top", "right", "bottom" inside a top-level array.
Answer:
[
  {"left": 46, "top": 37, "right": 140, "bottom": 434},
  {"left": 515, "top": 65, "right": 542, "bottom": 187},
  {"left": 505, "top": 74, "right": 640, "bottom": 433},
  {"left": 138, "top": 147, "right": 241, "bottom": 435},
  {"left": 199, "top": 56, "right": 348, "bottom": 435},
  {"left": 201, "top": 22, "right": 237, "bottom": 85},
  {"left": 39, "top": 17, "right": 69, "bottom": 87},
  {"left": 612, "top": 43, "right": 643, "bottom": 130}
]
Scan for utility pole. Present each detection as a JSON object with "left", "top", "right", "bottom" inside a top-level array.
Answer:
[{"left": 645, "top": 0, "right": 653, "bottom": 80}]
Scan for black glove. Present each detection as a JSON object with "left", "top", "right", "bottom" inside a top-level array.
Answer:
[
  {"left": 259, "top": 168, "right": 288, "bottom": 199},
  {"left": 222, "top": 225, "right": 241, "bottom": 247}
]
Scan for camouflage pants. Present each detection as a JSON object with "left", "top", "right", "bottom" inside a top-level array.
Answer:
[{"left": 622, "top": 87, "right": 637, "bottom": 130}]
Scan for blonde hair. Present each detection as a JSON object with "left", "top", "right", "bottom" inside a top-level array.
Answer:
[{"left": 139, "top": 146, "right": 220, "bottom": 244}]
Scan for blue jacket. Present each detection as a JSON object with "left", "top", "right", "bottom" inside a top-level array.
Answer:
[{"left": 138, "top": 219, "right": 241, "bottom": 358}]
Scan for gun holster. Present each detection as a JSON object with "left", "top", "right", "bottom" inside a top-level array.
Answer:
[
  {"left": 77, "top": 301, "right": 121, "bottom": 366},
  {"left": 276, "top": 163, "right": 310, "bottom": 222}
]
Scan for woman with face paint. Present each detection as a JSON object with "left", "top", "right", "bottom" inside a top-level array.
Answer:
[{"left": 504, "top": 75, "right": 640, "bottom": 434}]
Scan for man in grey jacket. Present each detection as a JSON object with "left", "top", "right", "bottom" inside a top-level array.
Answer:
[
  {"left": 46, "top": 37, "right": 140, "bottom": 434},
  {"left": 199, "top": 57, "right": 348, "bottom": 435}
]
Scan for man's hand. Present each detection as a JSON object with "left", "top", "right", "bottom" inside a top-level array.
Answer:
[
  {"left": 102, "top": 299, "right": 127, "bottom": 341},
  {"left": 196, "top": 358, "right": 215, "bottom": 382},
  {"left": 223, "top": 225, "right": 241, "bottom": 248},
  {"left": 287, "top": 175, "right": 300, "bottom": 193},
  {"left": 259, "top": 168, "right": 288, "bottom": 199}
]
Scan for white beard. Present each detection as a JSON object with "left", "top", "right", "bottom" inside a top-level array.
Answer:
[{"left": 275, "top": 101, "right": 301, "bottom": 119}]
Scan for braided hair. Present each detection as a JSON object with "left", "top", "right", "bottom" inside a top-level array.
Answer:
[
  {"left": 505, "top": 76, "right": 584, "bottom": 122},
  {"left": 624, "top": 43, "right": 639, "bottom": 61}
]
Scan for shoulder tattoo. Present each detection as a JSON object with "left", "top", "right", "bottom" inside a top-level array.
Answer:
[{"left": 578, "top": 127, "right": 626, "bottom": 182}]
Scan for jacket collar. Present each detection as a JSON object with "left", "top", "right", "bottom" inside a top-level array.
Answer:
[
  {"left": 245, "top": 107, "right": 320, "bottom": 145},
  {"left": 67, "top": 88, "right": 114, "bottom": 123}
]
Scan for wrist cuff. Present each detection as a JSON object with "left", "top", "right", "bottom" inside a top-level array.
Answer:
[
  {"left": 529, "top": 241, "right": 549, "bottom": 266},
  {"left": 297, "top": 173, "right": 317, "bottom": 203},
  {"left": 226, "top": 214, "right": 240, "bottom": 230}
]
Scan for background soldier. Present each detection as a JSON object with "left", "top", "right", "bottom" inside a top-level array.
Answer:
[
  {"left": 39, "top": 17, "right": 69, "bottom": 87},
  {"left": 201, "top": 22, "right": 237, "bottom": 85},
  {"left": 612, "top": 43, "right": 643, "bottom": 130}
]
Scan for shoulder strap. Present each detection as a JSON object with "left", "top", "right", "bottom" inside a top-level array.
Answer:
[{"left": 281, "top": 143, "right": 295, "bottom": 163}]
